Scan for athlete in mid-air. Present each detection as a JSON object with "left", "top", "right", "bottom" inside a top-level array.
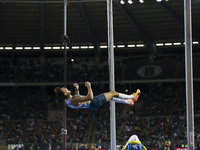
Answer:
[{"left": 54, "top": 81, "right": 141, "bottom": 110}]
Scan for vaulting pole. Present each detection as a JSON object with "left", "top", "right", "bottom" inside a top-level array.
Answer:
[
  {"left": 184, "top": 0, "right": 194, "bottom": 150},
  {"left": 63, "top": 0, "right": 67, "bottom": 150},
  {"left": 107, "top": 0, "right": 116, "bottom": 150}
]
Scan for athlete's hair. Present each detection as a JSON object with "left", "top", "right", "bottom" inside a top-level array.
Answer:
[{"left": 54, "top": 87, "right": 66, "bottom": 99}]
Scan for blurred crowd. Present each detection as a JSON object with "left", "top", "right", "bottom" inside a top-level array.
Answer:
[
  {"left": 0, "top": 87, "right": 47, "bottom": 120},
  {"left": 1, "top": 119, "right": 87, "bottom": 145},
  {"left": 0, "top": 57, "right": 124, "bottom": 83},
  {"left": 0, "top": 84, "right": 200, "bottom": 149}
]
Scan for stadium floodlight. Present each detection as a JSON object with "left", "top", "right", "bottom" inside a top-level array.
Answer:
[
  {"left": 100, "top": 45, "right": 107, "bottom": 48},
  {"left": 72, "top": 46, "right": 79, "bottom": 49},
  {"left": 173, "top": 42, "right": 181, "bottom": 45},
  {"left": 193, "top": 41, "right": 199, "bottom": 44},
  {"left": 117, "top": 45, "right": 125, "bottom": 48},
  {"left": 33, "top": 47, "right": 40, "bottom": 49},
  {"left": 53, "top": 47, "right": 61, "bottom": 49},
  {"left": 128, "top": 0, "right": 133, "bottom": 4},
  {"left": 44, "top": 47, "right": 52, "bottom": 49},
  {"left": 120, "top": 0, "right": 125, "bottom": 4},
  {"left": 24, "top": 47, "right": 32, "bottom": 49},
  {"left": 156, "top": 43, "right": 164, "bottom": 46},
  {"left": 15, "top": 47, "right": 23, "bottom": 50},
  {"left": 80, "top": 46, "right": 88, "bottom": 49},
  {"left": 157, "top": 0, "right": 162, "bottom": 2},
  {"left": 5, "top": 47, "right": 13, "bottom": 50},
  {"left": 136, "top": 44, "right": 144, "bottom": 47},
  {"left": 165, "top": 43, "right": 172, "bottom": 46},
  {"left": 88, "top": 46, "right": 94, "bottom": 49},
  {"left": 127, "top": 44, "right": 135, "bottom": 47},
  {"left": 139, "top": 0, "right": 144, "bottom": 3}
]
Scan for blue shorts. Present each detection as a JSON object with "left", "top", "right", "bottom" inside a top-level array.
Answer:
[{"left": 88, "top": 94, "right": 107, "bottom": 110}]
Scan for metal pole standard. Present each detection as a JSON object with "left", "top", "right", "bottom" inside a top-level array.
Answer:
[
  {"left": 184, "top": 0, "right": 195, "bottom": 150},
  {"left": 107, "top": 0, "right": 116, "bottom": 150},
  {"left": 64, "top": 0, "right": 67, "bottom": 38},
  {"left": 63, "top": 0, "right": 67, "bottom": 150},
  {"left": 63, "top": 0, "right": 67, "bottom": 87}
]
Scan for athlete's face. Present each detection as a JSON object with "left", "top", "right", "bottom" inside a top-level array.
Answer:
[{"left": 61, "top": 87, "right": 71, "bottom": 97}]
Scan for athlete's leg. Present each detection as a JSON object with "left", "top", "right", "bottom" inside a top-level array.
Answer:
[
  {"left": 118, "top": 90, "right": 141, "bottom": 101},
  {"left": 103, "top": 91, "right": 137, "bottom": 101},
  {"left": 103, "top": 91, "right": 134, "bottom": 106},
  {"left": 118, "top": 93, "right": 134, "bottom": 99},
  {"left": 112, "top": 97, "right": 134, "bottom": 106},
  {"left": 103, "top": 91, "right": 119, "bottom": 101}
]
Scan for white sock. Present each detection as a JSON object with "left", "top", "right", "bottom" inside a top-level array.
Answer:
[
  {"left": 112, "top": 98, "right": 131, "bottom": 105},
  {"left": 118, "top": 93, "right": 134, "bottom": 99}
]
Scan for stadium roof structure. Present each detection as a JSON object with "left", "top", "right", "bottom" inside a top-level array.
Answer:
[{"left": 0, "top": 0, "right": 200, "bottom": 54}]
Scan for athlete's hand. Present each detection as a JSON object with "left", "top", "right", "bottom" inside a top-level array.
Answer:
[
  {"left": 73, "top": 83, "right": 79, "bottom": 90},
  {"left": 85, "top": 81, "right": 91, "bottom": 88}
]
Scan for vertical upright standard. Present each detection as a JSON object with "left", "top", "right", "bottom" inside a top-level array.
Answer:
[
  {"left": 107, "top": 0, "right": 116, "bottom": 150},
  {"left": 184, "top": 0, "right": 194, "bottom": 150},
  {"left": 63, "top": 0, "right": 68, "bottom": 150}
]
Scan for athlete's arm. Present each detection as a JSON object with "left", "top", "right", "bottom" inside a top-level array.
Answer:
[
  {"left": 85, "top": 81, "right": 93, "bottom": 100},
  {"left": 73, "top": 83, "right": 80, "bottom": 95},
  {"left": 71, "top": 81, "right": 94, "bottom": 106}
]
